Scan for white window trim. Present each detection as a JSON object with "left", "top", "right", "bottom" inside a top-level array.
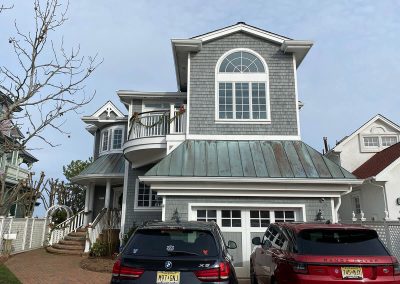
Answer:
[
  {"left": 99, "top": 125, "right": 125, "bottom": 155},
  {"left": 134, "top": 179, "right": 162, "bottom": 211},
  {"left": 214, "top": 48, "right": 271, "bottom": 124},
  {"left": 360, "top": 134, "right": 399, "bottom": 153}
]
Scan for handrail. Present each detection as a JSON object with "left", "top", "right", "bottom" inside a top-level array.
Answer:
[
  {"left": 85, "top": 208, "right": 122, "bottom": 252},
  {"left": 49, "top": 209, "right": 85, "bottom": 246}
]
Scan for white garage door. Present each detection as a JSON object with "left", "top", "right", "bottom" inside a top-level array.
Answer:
[{"left": 189, "top": 205, "right": 304, "bottom": 278}]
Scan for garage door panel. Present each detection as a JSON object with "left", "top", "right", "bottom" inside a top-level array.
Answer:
[{"left": 222, "top": 232, "right": 243, "bottom": 267}]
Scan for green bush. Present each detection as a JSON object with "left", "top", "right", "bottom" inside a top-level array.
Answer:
[
  {"left": 122, "top": 226, "right": 137, "bottom": 246},
  {"left": 90, "top": 241, "right": 108, "bottom": 257}
]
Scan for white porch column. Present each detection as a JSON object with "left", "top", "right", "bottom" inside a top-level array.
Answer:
[
  {"left": 105, "top": 179, "right": 111, "bottom": 209},
  {"left": 83, "top": 185, "right": 90, "bottom": 225},
  {"left": 88, "top": 183, "right": 95, "bottom": 222}
]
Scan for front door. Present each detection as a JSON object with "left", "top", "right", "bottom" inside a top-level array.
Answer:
[{"left": 113, "top": 187, "right": 123, "bottom": 209}]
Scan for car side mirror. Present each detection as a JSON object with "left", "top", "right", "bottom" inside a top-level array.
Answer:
[
  {"left": 262, "top": 239, "right": 272, "bottom": 250},
  {"left": 252, "top": 237, "right": 261, "bottom": 245},
  {"left": 227, "top": 240, "right": 237, "bottom": 249}
]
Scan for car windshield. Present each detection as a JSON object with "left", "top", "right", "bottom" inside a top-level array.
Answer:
[
  {"left": 297, "top": 229, "right": 389, "bottom": 256},
  {"left": 126, "top": 229, "right": 218, "bottom": 257}
]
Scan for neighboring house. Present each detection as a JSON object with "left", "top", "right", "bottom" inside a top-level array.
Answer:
[
  {"left": 0, "top": 92, "right": 38, "bottom": 217},
  {"left": 73, "top": 23, "right": 361, "bottom": 278},
  {"left": 327, "top": 114, "right": 400, "bottom": 221}
]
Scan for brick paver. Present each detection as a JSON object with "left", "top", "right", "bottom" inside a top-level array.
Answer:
[{"left": 5, "top": 249, "right": 111, "bottom": 284}]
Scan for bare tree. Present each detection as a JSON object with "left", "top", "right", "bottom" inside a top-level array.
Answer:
[
  {"left": 0, "top": 170, "right": 45, "bottom": 217},
  {"left": 0, "top": 0, "right": 101, "bottom": 151},
  {"left": 0, "top": 3, "right": 13, "bottom": 13}
]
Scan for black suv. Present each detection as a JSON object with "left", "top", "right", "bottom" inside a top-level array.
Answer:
[{"left": 111, "top": 220, "right": 238, "bottom": 284}]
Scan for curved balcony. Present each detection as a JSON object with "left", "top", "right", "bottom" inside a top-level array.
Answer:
[{"left": 123, "top": 107, "right": 186, "bottom": 168}]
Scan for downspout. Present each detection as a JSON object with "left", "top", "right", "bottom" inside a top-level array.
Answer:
[{"left": 334, "top": 185, "right": 353, "bottom": 223}]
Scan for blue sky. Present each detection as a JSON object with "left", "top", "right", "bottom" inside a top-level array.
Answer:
[{"left": 1, "top": 1, "right": 400, "bottom": 216}]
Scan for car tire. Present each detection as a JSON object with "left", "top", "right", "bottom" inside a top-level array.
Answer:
[{"left": 250, "top": 264, "right": 258, "bottom": 284}]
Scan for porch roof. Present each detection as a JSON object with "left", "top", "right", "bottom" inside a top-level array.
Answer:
[
  {"left": 145, "top": 140, "right": 357, "bottom": 180},
  {"left": 72, "top": 153, "right": 125, "bottom": 185}
]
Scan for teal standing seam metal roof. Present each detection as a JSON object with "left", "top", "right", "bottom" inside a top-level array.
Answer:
[
  {"left": 145, "top": 140, "right": 356, "bottom": 179},
  {"left": 77, "top": 153, "right": 125, "bottom": 177}
]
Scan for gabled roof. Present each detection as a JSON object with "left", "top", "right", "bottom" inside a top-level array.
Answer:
[
  {"left": 81, "top": 101, "right": 127, "bottom": 133},
  {"left": 331, "top": 114, "right": 400, "bottom": 153},
  {"left": 353, "top": 142, "right": 400, "bottom": 179},
  {"left": 172, "top": 22, "right": 313, "bottom": 92},
  {"left": 145, "top": 140, "right": 357, "bottom": 181}
]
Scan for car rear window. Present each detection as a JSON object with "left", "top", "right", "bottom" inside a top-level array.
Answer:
[
  {"left": 126, "top": 229, "right": 218, "bottom": 257},
  {"left": 297, "top": 229, "right": 389, "bottom": 256}
]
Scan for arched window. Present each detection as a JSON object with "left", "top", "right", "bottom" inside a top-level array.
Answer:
[{"left": 215, "top": 49, "right": 269, "bottom": 121}]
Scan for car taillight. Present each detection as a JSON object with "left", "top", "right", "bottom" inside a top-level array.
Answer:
[
  {"left": 112, "top": 258, "right": 144, "bottom": 280},
  {"left": 195, "top": 261, "right": 230, "bottom": 282},
  {"left": 394, "top": 261, "right": 400, "bottom": 276},
  {"left": 292, "top": 262, "right": 308, "bottom": 274}
]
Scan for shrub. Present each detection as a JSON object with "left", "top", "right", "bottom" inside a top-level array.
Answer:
[{"left": 90, "top": 241, "right": 108, "bottom": 257}]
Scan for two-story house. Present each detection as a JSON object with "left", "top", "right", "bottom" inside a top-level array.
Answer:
[
  {"left": 71, "top": 23, "right": 361, "bottom": 278},
  {"left": 326, "top": 114, "right": 400, "bottom": 221},
  {"left": 0, "top": 92, "right": 38, "bottom": 217}
]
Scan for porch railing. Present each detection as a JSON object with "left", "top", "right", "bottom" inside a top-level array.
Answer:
[
  {"left": 0, "top": 158, "right": 30, "bottom": 182},
  {"left": 49, "top": 210, "right": 85, "bottom": 245},
  {"left": 128, "top": 106, "right": 186, "bottom": 140},
  {"left": 85, "top": 208, "right": 121, "bottom": 252}
]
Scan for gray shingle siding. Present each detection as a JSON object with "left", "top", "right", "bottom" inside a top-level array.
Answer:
[
  {"left": 165, "top": 196, "right": 333, "bottom": 222},
  {"left": 132, "top": 99, "right": 142, "bottom": 114},
  {"left": 189, "top": 32, "right": 298, "bottom": 136},
  {"left": 123, "top": 164, "right": 161, "bottom": 232}
]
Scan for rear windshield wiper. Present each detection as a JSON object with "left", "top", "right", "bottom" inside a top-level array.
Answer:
[{"left": 167, "top": 250, "right": 200, "bottom": 256}]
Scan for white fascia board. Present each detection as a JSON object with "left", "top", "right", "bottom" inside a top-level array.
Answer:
[
  {"left": 139, "top": 176, "right": 363, "bottom": 185},
  {"left": 375, "top": 156, "right": 400, "bottom": 181},
  {"left": 280, "top": 40, "right": 313, "bottom": 68},
  {"left": 118, "top": 91, "right": 186, "bottom": 104},
  {"left": 171, "top": 39, "right": 202, "bottom": 91},
  {"left": 185, "top": 134, "right": 301, "bottom": 141},
  {"left": 333, "top": 114, "right": 400, "bottom": 152},
  {"left": 155, "top": 190, "right": 341, "bottom": 198},
  {"left": 193, "top": 24, "right": 288, "bottom": 44}
]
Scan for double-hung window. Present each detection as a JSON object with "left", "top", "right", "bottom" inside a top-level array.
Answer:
[
  {"left": 136, "top": 180, "right": 162, "bottom": 208},
  {"left": 100, "top": 127, "right": 124, "bottom": 153},
  {"left": 216, "top": 49, "right": 269, "bottom": 122}
]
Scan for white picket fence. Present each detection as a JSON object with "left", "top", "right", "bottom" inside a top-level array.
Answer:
[{"left": 0, "top": 216, "right": 49, "bottom": 255}]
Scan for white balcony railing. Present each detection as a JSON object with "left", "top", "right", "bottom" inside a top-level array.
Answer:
[
  {"left": 128, "top": 106, "right": 186, "bottom": 140},
  {"left": 0, "top": 157, "right": 30, "bottom": 182}
]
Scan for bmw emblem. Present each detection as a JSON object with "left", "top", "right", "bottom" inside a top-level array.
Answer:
[{"left": 165, "top": 261, "right": 173, "bottom": 270}]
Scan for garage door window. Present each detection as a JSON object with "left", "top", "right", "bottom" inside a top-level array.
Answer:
[
  {"left": 197, "top": 210, "right": 217, "bottom": 222},
  {"left": 221, "top": 210, "right": 241, "bottom": 227},
  {"left": 275, "top": 210, "right": 295, "bottom": 222},
  {"left": 250, "top": 210, "right": 270, "bottom": 227}
]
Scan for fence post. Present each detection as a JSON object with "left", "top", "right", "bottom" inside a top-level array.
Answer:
[
  {"left": 21, "top": 217, "right": 29, "bottom": 250},
  {"left": 384, "top": 221, "right": 393, "bottom": 253},
  {"left": 29, "top": 218, "right": 35, "bottom": 249},
  {"left": 42, "top": 218, "right": 48, "bottom": 246},
  {"left": 0, "top": 216, "right": 4, "bottom": 251}
]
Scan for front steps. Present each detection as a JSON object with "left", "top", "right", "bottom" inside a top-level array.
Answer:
[{"left": 46, "top": 228, "right": 87, "bottom": 255}]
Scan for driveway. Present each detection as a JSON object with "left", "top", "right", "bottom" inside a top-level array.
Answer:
[
  {"left": 5, "top": 249, "right": 110, "bottom": 284},
  {"left": 5, "top": 248, "right": 250, "bottom": 284}
]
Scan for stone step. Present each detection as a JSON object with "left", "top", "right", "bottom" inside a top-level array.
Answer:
[
  {"left": 53, "top": 243, "right": 84, "bottom": 251},
  {"left": 46, "top": 246, "right": 83, "bottom": 255},
  {"left": 64, "top": 235, "right": 85, "bottom": 241},
  {"left": 68, "top": 231, "right": 86, "bottom": 237},
  {"left": 59, "top": 239, "right": 85, "bottom": 246},
  {"left": 76, "top": 227, "right": 87, "bottom": 233}
]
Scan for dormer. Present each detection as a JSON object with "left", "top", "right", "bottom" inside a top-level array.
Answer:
[{"left": 81, "top": 101, "right": 127, "bottom": 159}]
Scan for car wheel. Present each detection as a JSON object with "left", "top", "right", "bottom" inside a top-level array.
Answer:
[{"left": 250, "top": 264, "right": 258, "bottom": 284}]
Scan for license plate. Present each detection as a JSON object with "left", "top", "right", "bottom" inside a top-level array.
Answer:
[
  {"left": 156, "top": 271, "right": 180, "bottom": 284},
  {"left": 341, "top": 266, "right": 363, "bottom": 279}
]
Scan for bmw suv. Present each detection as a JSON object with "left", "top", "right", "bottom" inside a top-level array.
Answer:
[
  {"left": 250, "top": 222, "right": 400, "bottom": 284},
  {"left": 111, "top": 220, "right": 238, "bottom": 284}
]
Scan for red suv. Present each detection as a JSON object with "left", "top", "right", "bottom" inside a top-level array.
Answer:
[{"left": 250, "top": 223, "right": 400, "bottom": 284}]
